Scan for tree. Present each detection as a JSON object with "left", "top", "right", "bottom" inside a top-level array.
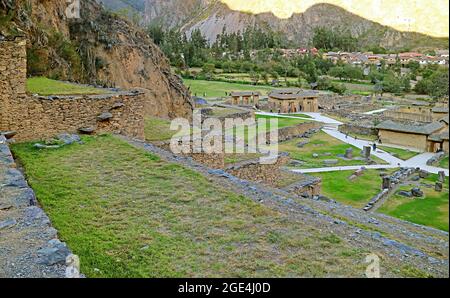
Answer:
[
  {"left": 328, "top": 66, "right": 345, "bottom": 80},
  {"left": 249, "top": 71, "right": 261, "bottom": 85},
  {"left": 202, "top": 63, "right": 215, "bottom": 80},
  {"left": 382, "top": 73, "right": 402, "bottom": 94}
]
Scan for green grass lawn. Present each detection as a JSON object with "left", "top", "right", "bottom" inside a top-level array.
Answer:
[
  {"left": 12, "top": 135, "right": 378, "bottom": 277},
  {"left": 280, "top": 131, "right": 387, "bottom": 168},
  {"left": 378, "top": 146, "right": 419, "bottom": 161},
  {"left": 439, "top": 156, "right": 449, "bottom": 169},
  {"left": 312, "top": 169, "right": 396, "bottom": 208},
  {"left": 255, "top": 114, "right": 306, "bottom": 129},
  {"left": 26, "top": 77, "right": 109, "bottom": 96},
  {"left": 378, "top": 175, "right": 449, "bottom": 231},
  {"left": 144, "top": 116, "right": 192, "bottom": 142},
  {"left": 183, "top": 79, "right": 274, "bottom": 98},
  {"left": 287, "top": 113, "right": 313, "bottom": 118}
]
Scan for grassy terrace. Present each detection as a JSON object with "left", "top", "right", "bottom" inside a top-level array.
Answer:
[
  {"left": 183, "top": 79, "right": 273, "bottom": 98},
  {"left": 378, "top": 175, "right": 449, "bottom": 231},
  {"left": 280, "top": 131, "right": 387, "bottom": 169},
  {"left": 378, "top": 146, "right": 419, "bottom": 161},
  {"left": 26, "top": 77, "right": 109, "bottom": 96},
  {"left": 312, "top": 169, "right": 396, "bottom": 208},
  {"left": 12, "top": 135, "right": 380, "bottom": 277},
  {"left": 439, "top": 156, "right": 449, "bottom": 169}
]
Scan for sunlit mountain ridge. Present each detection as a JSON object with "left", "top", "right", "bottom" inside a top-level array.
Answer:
[{"left": 222, "top": 0, "right": 449, "bottom": 37}]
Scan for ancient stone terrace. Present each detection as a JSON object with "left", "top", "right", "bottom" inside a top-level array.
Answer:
[{"left": 0, "top": 38, "right": 145, "bottom": 142}]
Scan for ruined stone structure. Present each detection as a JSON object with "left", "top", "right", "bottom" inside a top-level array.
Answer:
[
  {"left": 1, "top": 38, "right": 145, "bottom": 142},
  {"left": 230, "top": 92, "right": 260, "bottom": 106},
  {"left": 268, "top": 89, "right": 319, "bottom": 113},
  {"left": 225, "top": 154, "right": 291, "bottom": 186},
  {"left": 383, "top": 105, "right": 449, "bottom": 123}
]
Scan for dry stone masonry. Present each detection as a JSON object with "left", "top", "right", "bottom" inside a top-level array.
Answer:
[
  {"left": 1, "top": 38, "right": 145, "bottom": 142},
  {"left": 0, "top": 135, "right": 73, "bottom": 277}
]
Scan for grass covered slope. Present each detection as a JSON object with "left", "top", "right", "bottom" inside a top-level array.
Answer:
[
  {"left": 378, "top": 175, "right": 449, "bottom": 231},
  {"left": 280, "top": 131, "right": 387, "bottom": 168},
  {"left": 312, "top": 169, "right": 396, "bottom": 208},
  {"left": 26, "top": 77, "right": 109, "bottom": 96},
  {"left": 12, "top": 135, "right": 377, "bottom": 278},
  {"left": 183, "top": 79, "right": 273, "bottom": 98}
]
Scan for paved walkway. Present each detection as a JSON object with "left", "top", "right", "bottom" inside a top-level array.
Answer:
[
  {"left": 364, "top": 108, "right": 388, "bottom": 115},
  {"left": 260, "top": 112, "right": 449, "bottom": 176}
]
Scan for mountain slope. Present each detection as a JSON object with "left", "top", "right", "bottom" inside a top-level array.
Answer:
[
  {"left": 135, "top": 0, "right": 448, "bottom": 50},
  {"left": 0, "top": 0, "right": 193, "bottom": 119}
]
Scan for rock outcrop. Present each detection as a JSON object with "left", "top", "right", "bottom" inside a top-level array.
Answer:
[{"left": 136, "top": 0, "right": 448, "bottom": 50}]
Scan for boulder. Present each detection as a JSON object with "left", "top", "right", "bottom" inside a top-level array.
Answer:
[
  {"left": 110, "top": 102, "right": 124, "bottom": 109},
  {"left": 398, "top": 191, "right": 412, "bottom": 198},
  {"left": 33, "top": 143, "right": 60, "bottom": 149},
  {"left": 296, "top": 141, "right": 309, "bottom": 148},
  {"left": 97, "top": 112, "right": 113, "bottom": 121},
  {"left": 0, "top": 218, "right": 17, "bottom": 230},
  {"left": 344, "top": 148, "right": 353, "bottom": 159},
  {"left": 78, "top": 127, "right": 95, "bottom": 134},
  {"left": 57, "top": 133, "right": 81, "bottom": 145},
  {"left": 410, "top": 175, "right": 420, "bottom": 181},
  {"left": 0, "top": 131, "right": 17, "bottom": 139},
  {"left": 37, "top": 239, "right": 71, "bottom": 266},
  {"left": 323, "top": 159, "right": 339, "bottom": 165},
  {"left": 411, "top": 188, "right": 424, "bottom": 197},
  {"left": 289, "top": 160, "right": 304, "bottom": 166},
  {"left": 419, "top": 170, "right": 429, "bottom": 179},
  {"left": 435, "top": 182, "right": 443, "bottom": 192}
]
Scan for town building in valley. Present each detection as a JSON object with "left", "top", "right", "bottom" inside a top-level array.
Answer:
[{"left": 268, "top": 89, "right": 319, "bottom": 113}]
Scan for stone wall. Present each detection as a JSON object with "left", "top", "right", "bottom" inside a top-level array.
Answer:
[
  {"left": 378, "top": 130, "right": 428, "bottom": 151},
  {"left": 339, "top": 123, "right": 378, "bottom": 137},
  {"left": 1, "top": 38, "right": 145, "bottom": 142},
  {"left": 0, "top": 38, "right": 27, "bottom": 133},
  {"left": 384, "top": 110, "right": 433, "bottom": 123},
  {"left": 273, "top": 122, "right": 323, "bottom": 143},
  {"left": 3, "top": 93, "right": 146, "bottom": 142},
  {"left": 225, "top": 154, "right": 291, "bottom": 186},
  {"left": 0, "top": 135, "right": 72, "bottom": 277}
]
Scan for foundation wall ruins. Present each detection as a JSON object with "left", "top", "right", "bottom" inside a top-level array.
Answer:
[{"left": 1, "top": 38, "right": 145, "bottom": 142}]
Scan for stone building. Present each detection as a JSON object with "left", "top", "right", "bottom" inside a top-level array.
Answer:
[
  {"left": 230, "top": 91, "right": 260, "bottom": 106},
  {"left": 377, "top": 116, "right": 449, "bottom": 152},
  {"left": 268, "top": 89, "right": 319, "bottom": 113}
]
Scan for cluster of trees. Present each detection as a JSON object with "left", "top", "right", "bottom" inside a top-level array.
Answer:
[
  {"left": 414, "top": 67, "right": 449, "bottom": 99},
  {"left": 312, "top": 28, "right": 358, "bottom": 52},
  {"left": 147, "top": 22, "right": 448, "bottom": 99}
]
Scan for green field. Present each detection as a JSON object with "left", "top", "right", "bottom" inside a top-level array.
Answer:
[
  {"left": 378, "top": 146, "right": 420, "bottom": 161},
  {"left": 439, "top": 156, "right": 449, "bottom": 169},
  {"left": 183, "top": 79, "right": 274, "bottom": 98},
  {"left": 26, "top": 77, "right": 109, "bottom": 96},
  {"left": 378, "top": 175, "right": 449, "bottom": 231},
  {"left": 11, "top": 135, "right": 378, "bottom": 277},
  {"left": 312, "top": 169, "right": 395, "bottom": 208},
  {"left": 280, "top": 131, "right": 387, "bottom": 168}
]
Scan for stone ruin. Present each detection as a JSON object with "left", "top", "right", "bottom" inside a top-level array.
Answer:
[{"left": 0, "top": 38, "right": 146, "bottom": 142}]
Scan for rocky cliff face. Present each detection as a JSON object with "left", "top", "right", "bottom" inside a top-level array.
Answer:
[
  {"left": 0, "top": 0, "right": 193, "bottom": 119},
  {"left": 137, "top": 0, "right": 448, "bottom": 50}
]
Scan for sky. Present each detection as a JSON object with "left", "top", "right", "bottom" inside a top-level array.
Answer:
[{"left": 221, "top": 0, "right": 449, "bottom": 37}]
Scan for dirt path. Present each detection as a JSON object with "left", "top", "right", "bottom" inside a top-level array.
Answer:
[{"left": 0, "top": 136, "right": 71, "bottom": 278}]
